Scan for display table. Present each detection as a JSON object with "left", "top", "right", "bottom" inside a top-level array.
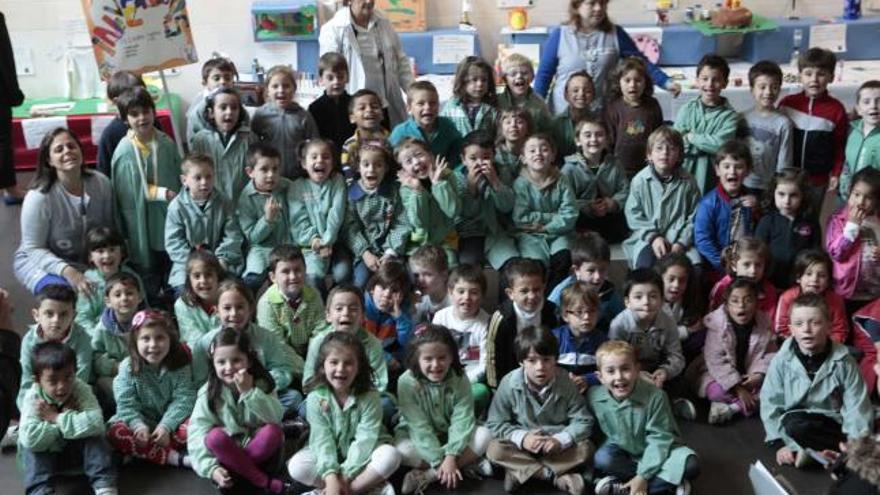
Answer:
[
  {"left": 654, "top": 59, "right": 880, "bottom": 119},
  {"left": 503, "top": 16, "right": 880, "bottom": 67},
  {"left": 296, "top": 28, "right": 480, "bottom": 75},
  {"left": 11, "top": 93, "right": 183, "bottom": 171}
]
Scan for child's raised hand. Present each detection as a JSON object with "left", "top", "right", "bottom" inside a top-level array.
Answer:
[
  {"left": 664, "top": 80, "right": 682, "bottom": 97},
  {"left": 212, "top": 466, "right": 233, "bottom": 488},
  {"left": 151, "top": 425, "right": 171, "bottom": 447},
  {"left": 430, "top": 156, "right": 449, "bottom": 184},
  {"left": 776, "top": 446, "right": 796, "bottom": 466},
  {"left": 319, "top": 245, "right": 333, "bottom": 258},
  {"left": 264, "top": 197, "right": 281, "bottom": 221},
  {"left": 482, "top": 162, "right": 501, "bottom": 188},
  {"left": 651, "top": 236, "right": 670, "bottom": 258},
  {"left": 165, "top": 189, "right": 177, "bottom": 201},
  {"left": 133, "top": 424, "right": 151, "bottom": 447},
  {"left": 848, "top": 205, "right": 867, "bottom": 225},
  {"left": 624, "top": 475, "right": 649, "bottom": 495},
  {"left": 233, "top": 368, "right": 254, "bottom": 394},
  {"left": 397, "top": 169, "right": 423, "bottom": 191},
  {"left": 438, "top": 455, "right": 463, "bottom": 489},
  {"left": 670, "top": 242, "right": 685, "bottom": 255},
  {"left": 310, "top": 237, "right": 323, "bottom": 252}
]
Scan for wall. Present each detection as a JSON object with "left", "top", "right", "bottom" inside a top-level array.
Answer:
[{"left": 1, "top": 0, "right": 854, "bottom": 105}]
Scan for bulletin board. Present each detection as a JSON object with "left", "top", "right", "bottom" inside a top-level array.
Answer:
[
  {"left": 79, "top": 0, "right": 199, "bottom": 79},
  {"left": 375, "top": 0, "right": 427, "bottom": 32}
]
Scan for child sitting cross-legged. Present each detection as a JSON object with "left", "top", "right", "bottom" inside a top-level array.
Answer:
[
  {"left": 691, "top": 278, "right": 775, "bottom": 425},
  {"left": 486, "top": 325, "right": 594, "bottom": 495},
  {"left": 395, "top": 325, "right": 494, "bottom": 494},
  {"left": 760, "top": 293, "right": 873, "bottom": 468},
  {"left": 591, "top": 341, "right": 700, "bottom": 495},
  {"left": 18, "top": 343, "right": 117, "bottom": 495}
]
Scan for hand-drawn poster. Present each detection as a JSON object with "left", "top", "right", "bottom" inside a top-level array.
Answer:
[{"left": 79, "top": 0, "right": 198, "bottom": 79}]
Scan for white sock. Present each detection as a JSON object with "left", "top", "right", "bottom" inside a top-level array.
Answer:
[{"left": 166, "top": 450, "right": 191, "bottom": 467}]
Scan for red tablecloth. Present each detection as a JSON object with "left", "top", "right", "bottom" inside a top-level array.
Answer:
[{"left": 12, "top": 109, "right": 174, "bottom": 171}]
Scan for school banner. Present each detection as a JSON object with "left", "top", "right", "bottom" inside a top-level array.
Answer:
[{"left": 79, "top": 0, "right": 198, "bottom": 79}]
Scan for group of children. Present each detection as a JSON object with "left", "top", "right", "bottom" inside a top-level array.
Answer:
[{"left": 12, "top": 41, "right": 880, "bottom": 495}]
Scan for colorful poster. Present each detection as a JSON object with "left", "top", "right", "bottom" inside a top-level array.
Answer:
[{"left": 79, "top": 0, "right": 198, "bottom": 79}]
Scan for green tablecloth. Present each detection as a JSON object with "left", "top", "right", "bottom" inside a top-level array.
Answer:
[
  {"left": 690, "top": 14, "right": 778, "bottom": 36},
  {"left": 12, "top": 93, "right": 184, "bottom": 124}
]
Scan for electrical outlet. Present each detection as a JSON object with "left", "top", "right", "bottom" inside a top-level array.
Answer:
[{"left": 13, "top": 47, "right": 34, "bottom": 76}]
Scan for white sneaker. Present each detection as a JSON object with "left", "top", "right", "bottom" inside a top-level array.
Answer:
[
  {"left": 463, "top": 458, "right": 493, "bottom": 479},
  {"left": 0, "top": 424, "right": 18, "bottom": 450},
  {"left": 594, "top": 476, "right": 627, "bottom": 495},
  {"left": 94, "top": 487, "right": 118, "bottom": 495},
  {"left": 369, "top": 481, "right": 396, "bottom": 495},
  {"left": 675, "top": 479, "right": 692, "bottom": 495},
  {"left": 708, "top": 401, "right": 736, "bottom": 425},
  {"left": 402, "top": 469, "right": 435, "bottom": 495}
]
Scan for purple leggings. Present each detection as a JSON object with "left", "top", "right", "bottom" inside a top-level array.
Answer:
[
  {"left": 205, "top": 424, "right": 284, "bottom": 491},
  {"left": 705, "top": 381, "right": 758, "bottom": 416}
]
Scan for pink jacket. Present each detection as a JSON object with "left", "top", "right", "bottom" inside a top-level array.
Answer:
[
  {"left": 825, "top": 207, "right": 863, "bottom": 299},
  {"left": 852, "top": 299, "right": 880, "bottom": 393},
  {"left": 694, "top": 306, "right": 776, "bottom": 397},
  {"left": 774, "top": 287, "right": 849, "bottom": 343}
]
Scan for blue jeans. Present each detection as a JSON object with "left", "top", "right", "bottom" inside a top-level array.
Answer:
[
  {"left": 594, "top": 443, "right": 699, "bottom": 494},
  {"left": 21, "top": 435, "right": 116, "bottom": 495},
  {"left": 278, "top": 387, "right": 304, "bottom": 419},
  {"left": 352, "top": 260, "right": 373, "bottom": 289}
]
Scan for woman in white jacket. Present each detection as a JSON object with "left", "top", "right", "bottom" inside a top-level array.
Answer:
[{"left": 319, "top": 0, "right": 414, "bottom": 128}]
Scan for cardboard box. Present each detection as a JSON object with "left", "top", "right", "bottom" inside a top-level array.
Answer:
[{"left": 376, "top": 0, "right": 427, "bottom": 32}]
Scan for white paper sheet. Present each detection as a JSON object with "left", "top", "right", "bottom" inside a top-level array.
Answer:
[
  {"left": 90, "top": 115, "right": 116, "bottom": 146},
  {"left": 433, "top": 35, "right": 474, "bottom": 65},
  {"left": 22, "top": 117, "right": 68, "bottom": 150},
  {"left": 254, "top": 43, "right": 299, "bottom": 72},
  {"left": 810, "top": 24, "right": 847, "bottom": 53}
]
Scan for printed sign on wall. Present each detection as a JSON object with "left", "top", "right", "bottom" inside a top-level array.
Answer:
[{"left": 80, "top": 0, "right": 198, "bottom": 79}]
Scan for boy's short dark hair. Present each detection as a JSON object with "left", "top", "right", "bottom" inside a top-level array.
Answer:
[
  {"left": 86, "top": 226, "right": 126, "bottom": 257},
  {"left": 268, "top": 244, "right": 305, "bottom": 273},
  {"left": 524, "top": 132, "right": 558, "bottom": 156},
  {"left": 503, "top": 257, "right": 545, "bottom": 288},
  {"left": 851, "top": 167, "right": 880, "bottom": 204},
  {"left": 366, "top": 261, "right": 412, "bottom": 298},
  {"left": 107, "top": 70, "right": 146, "bottom": 102},
  {"left": 560, "top": 281, "right": 600, "bottom": 312},
  {"left": 515, "top": 325, "right": 559, "bottom": 362},
  {"left": 857, "top": 80, "right": 880, "bottom": 101},
  {"left": 697, "top": 54, "right": 730, "bottom": 80},
  {"left": 406, "top": 80, "right": 438, "bottom": 101},
  {"left": 31, "top": 342, "right": 76, "bottom": 378},
  {"left": 792, "top": 248, "right": 833, "bottom": 283},
  {"left": 748, "top": 60, "right": 783, "bottom": 88},
  {"left": 798, "top": 47, "right": 836, "bottom": 74},
  {"left": 790, "top": 292, "right": 830, "bottom": 321},
  {"left": 447, "top": 264, "right": 487, "bottom": 294},
  {"left": 348, "top": 89, "right": 382, "bottom": 114},
  {"left": 247, "top": 142, "right": 281, "bottom": 168},
  {"left": 409, "top": 245, "right": 449, "bottom": 273},
  {"left": 714, "top": 139, "right": 753, "bottom": 170},
  {"left": 201, "top": 57, "right": 238, "bottom": 83},
  {"left": 571, "top": 232, "right": 611, "bottom": 267},
  {"left": 104, "top": 272, "right": 141, "bottom": 297},
  {"left": 326, "top": 283, "right": 365, "bottom": 311},
  {"left": 318, "top": 52, "right": 349, "bottom": 76},
  {"left": 116, "top": 87, "right": 155, "bottom": 121},
  {"left": 460, "top": 130, "right": 495, "bottom": 154},
  {"left": 36, "top": 284, "right": 77, "bottom": 307},
  {"left": 623, "top": 268, "right": 663, "bottom": 298},
  {"left": 722, "top": 277, "right": 759, "bottom": 302}
]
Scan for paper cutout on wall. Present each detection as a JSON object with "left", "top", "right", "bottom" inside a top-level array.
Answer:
[{"left": 79, "top": 0, "right": 199, "bottom": 79}]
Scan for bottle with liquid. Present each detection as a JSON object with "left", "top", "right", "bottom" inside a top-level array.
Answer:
[{"left": 790, "top": 29, "right": 803, "bottom": 70}]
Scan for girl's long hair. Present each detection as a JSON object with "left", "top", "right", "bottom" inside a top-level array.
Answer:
[
  {"left": 404, "top": 324, "right": 464, "bottom": 381},
  {"left": 203, "top": 87, "right": 247, "bottom": 133},
  {"left": 655, "top": 253, "right": 704, "bottom": 325},
  {"left": 452, "top": 56, "right": 498, "bottom": 106},
  {"left": 303, "top": 331, "right": 375, "bottom": 396},
  {"left": 127, "top": 310, "right": 190, "bottom": 375},
  {"left": 762, "top": 168, "right": 812, "bottom": 218},
  {"left": 206, "top": 327, "right": 275, "bottom": 416},
  {"left": 182, "top": 250, "right": 226, "bottom": 308}
]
